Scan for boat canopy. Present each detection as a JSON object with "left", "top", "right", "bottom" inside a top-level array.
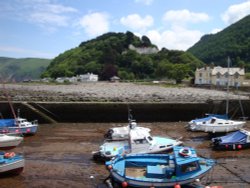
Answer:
[
  {"left": 0, "top": 119, "right": 15, "bottom": 127},
  {"left": 219, "top": 130, "right": 248, "bottom": 144},
  {"left": 191, "top": 114, "right": 228, "bottom": 123}
]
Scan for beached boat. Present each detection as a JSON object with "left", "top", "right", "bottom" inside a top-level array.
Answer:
[
  {"left": 211, "top": 129, "right": 250, "bottom": 150},
  {"left": 0, "top": 151, "right": 24, "bottom": 175},
  {"left": 188, "top": 117, "right": 245, "bottom": 133},
  {"left": 104, "top": 120, "right": 150, "bottom": 141},
  {"left": 0, "top": 117, "right": 38, "bottom": 135},
  {"left": 186, "top": 113, "right": 228, "bottom": 130},
  {"left": 93, "top": 128, "right": 182, "bottom": 161},
  {"left": 0, "top": 133, "right": 23, "bottom": 150},
  {"left": 105, "top": 146, "right": 215, "bottom": 188},
  {"left": 104, "top": 109, "right": 151, "bottom": 141}
]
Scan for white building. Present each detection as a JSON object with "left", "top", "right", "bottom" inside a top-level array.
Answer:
[
  {"left": 78, "top": 73, "right": 98, "bottom": 82},
  {"left": 195, "top": 66, "right": 245, "bottom": 87}
]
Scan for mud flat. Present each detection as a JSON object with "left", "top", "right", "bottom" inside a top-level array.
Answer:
[{"left": 0, "top": 121, "right": 249, "bottom": 188}]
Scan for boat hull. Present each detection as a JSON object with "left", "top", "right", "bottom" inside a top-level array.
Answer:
[
  {"left": 0, "top": 125, "right": 38, "bottom": 135},
  {"left": 0, "top": 159, "right": 24, "bottom": 176}
]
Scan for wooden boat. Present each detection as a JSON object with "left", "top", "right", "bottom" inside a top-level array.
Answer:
[
  {"left": 0, "top": 151, "right": 24, "bottom": 175},
  {"left": 0, "top": 133, "right": 23, "bottom": 150},
  {"left": 93, "top": 128, "right": 182, "bottom": 161},
  {"left": 105, "top": 146, "right": 215, "bottom": 188},
  {"left": 211, "top": 129, "right": 250, "bottom": 150},
  {"left": 0, "top": 117, "right": 38, "bottom": 135}
]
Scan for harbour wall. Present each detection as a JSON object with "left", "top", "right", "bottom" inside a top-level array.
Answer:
[{"left": 0, "top": 100, "right": 249, "bottom": 123}]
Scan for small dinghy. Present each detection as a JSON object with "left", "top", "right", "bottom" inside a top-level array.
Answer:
[
  {"left": 0, "top": 151, "right": 24, "bottom": 176},
  {"left": 93, "top": 128, "right": 182, "bottom": 161},
  {"left": 211, "top": 129, "right": 250, "bottom": 150},
  {"left": 0, "top": 133, "right": 23, "bottom": 150},
  {"left": 105, "top": 146, "right": 215, "bottom": 188}
]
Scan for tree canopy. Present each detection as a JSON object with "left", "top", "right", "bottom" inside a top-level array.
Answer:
[
  {"left": 188, "top": 15, "right": 250, "bottom": 72},
  {"left": 42, "top": 31, "right": 203, "bottom": 82}
]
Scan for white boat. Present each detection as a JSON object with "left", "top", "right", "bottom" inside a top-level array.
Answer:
[
  {"left": 189, "top": 117, "right": 245, "bottom": 133},
  {"left": 0, "top": 134, "right": 23, "bottom": 150},
  {"left": 104, "top": 119, "right": 150, "bottom": 140},
  {"left": 0, "top": 152, "right": 24, "bottom": 175},
  {"left": 93, "top": 127, "right": 183, "bottom": 161}
]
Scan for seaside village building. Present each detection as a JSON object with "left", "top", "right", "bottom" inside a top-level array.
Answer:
[
  {"left": 195, "top": 65, "right": 245, "bottom": 87},
  {"left": 55, "top": 73, "right": 98, "bottom": 83}
]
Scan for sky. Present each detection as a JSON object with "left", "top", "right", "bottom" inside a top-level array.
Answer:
[{"left": 0, "top": 0, "right": 250, "bottom": 59}]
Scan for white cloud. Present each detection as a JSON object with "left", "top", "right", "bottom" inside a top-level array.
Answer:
[
  {"left": 120, "top": 14, "right": 153, "bottom": 31},
  {"left": 1, "top": 0, "right": 78, "bottom": 32},
  {"left": 210, "top": 28, "right": 222, "bottom": 34},
  {"left": 134, "top": 0, "right": 154, "bottom": 5},
  {"left": 146, "top": 26, "right": 203, "bottom": 50},
  {"left": 221, "top": 1, "right": 250, "bottom": 25},
  {"left": 78, "top": 12, "right": 110, "bottom": 37},
  {"left": 163, "top": 9, "right": 210, "bottom": 25}
]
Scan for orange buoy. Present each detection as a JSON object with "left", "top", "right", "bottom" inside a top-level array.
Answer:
[
  {"left": 121, "top": 181, "right": 128, "bottom": 187},
  {"left": 174, "top": 183, "right": 181, "bottom": 188},
  {"left": 107, "top": 165, "right": 112, "bottom": 170}
]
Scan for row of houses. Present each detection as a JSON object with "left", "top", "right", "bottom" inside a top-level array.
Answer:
[
  {"left": 194, "top": 65, "right": 249, "bottom": 87},
  {"left": 54, "top": 73, "right": 98, "bottom": 83}
]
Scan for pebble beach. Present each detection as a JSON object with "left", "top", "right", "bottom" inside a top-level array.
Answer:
[{"left": 1, "top": 82, "right": 249, "bottom": 102}]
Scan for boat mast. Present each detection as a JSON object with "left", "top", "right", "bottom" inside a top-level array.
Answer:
[{"left": 226, "top": 57, "right": 230, "bottom": 115}]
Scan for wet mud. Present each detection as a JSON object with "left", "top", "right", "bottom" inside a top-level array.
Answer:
[{"left": 0, "top": 121, "right": 250, "bottom": 188}]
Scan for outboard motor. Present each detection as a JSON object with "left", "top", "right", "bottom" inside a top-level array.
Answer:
[{"left": 104, "top": 129, "right": 114, "bottom": 139}]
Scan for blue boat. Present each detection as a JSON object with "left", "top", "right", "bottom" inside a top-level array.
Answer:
[
  {"left": 105, "top": 146, "right": 215, "bottom": 188},
  {"left": 211, "top": 129, "right": 250, "bottom": 150},
  {"left": 0, "top": 117, "right": 38, "bottom": 135},
  {"left": 0, "top": 151, "right": 25, "bottom": 175}
]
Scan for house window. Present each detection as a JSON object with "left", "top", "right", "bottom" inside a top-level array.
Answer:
[
  {"left": 234, "top": 73, "right": 239, "bottom": 79},
  {"left": 199, "top": 73, "right": 202, "bottom": 77}
]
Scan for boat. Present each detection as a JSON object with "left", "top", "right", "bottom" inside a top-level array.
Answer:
[
  {"left": 93, "top": 128, "right": 182, "bottom": 161},
  {"left": 0, "top": 151, "right": 24, "bottom": 175},
  {"left": 211, "top": 129, "right": 250, "bottom": 150},
  {"left": 186, "top": 113, "right": 228, "bottom": 130},
  {"left": 104, "top": 109, "right": 151, "bottom": 141},
  {"left": 0, "top": 133, "right": 23, "bottom": 150},
  {"left": 0, "top": 117, "right": 38, "bottom": 135},
  {"left": 104, "top": 120, "right": 150, "bottom": 141},
  {"left": 188, "top": 117, "right": 245, "bottom": 133},
  {"left": 105, "top": 146, "right": 215, "bottom": 188}
]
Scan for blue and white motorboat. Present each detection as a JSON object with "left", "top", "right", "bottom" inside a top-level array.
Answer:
[
  {"left": 186, "top": 113, "right": 229, "bottom": 131},
  {"left": 211, "top": 129, "right": 250, "bottom": 150},
  {"left": 105, "top": 146, "right": 215, "bottom": 188},
  {"left": 0, "top": 133, "right": 23, "bottom": 150},
  {"left": 93, "top": 128, "right": 182, "bottom": 161},
  {"left": 0, "top": 151, "right": 25, "bottom": 176},
  {"left": 0, "top": 117, "right": 38, "bottom": 135}
]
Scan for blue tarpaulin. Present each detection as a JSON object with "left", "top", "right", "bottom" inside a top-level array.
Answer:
[
  {"left": 220, "top": 130, "right": 247, "bottom": 144},
  {"left": 0, "top": 119, "right": 15, "bottom": 127}
]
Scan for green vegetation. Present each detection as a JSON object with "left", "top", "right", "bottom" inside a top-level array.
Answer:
[
  {"left": 42, "top": 31, "right": 203, "bottom": 83},
  {"left": 188, "top": 15, "right": 250, "bottom": 72},
  {"left": 0, "top": 57, "right": 51, "bottom": 82}
]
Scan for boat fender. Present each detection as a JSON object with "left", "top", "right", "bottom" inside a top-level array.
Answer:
[
  {"left": 237, "top": 145, "right": 242, "bottom": 149},
  {"left": 179, "top": 148, "right": 192, "bottom": 157},
  {"left": 121, "top": 181, "right": 128, "bottom": 188},
  {"left": 4, "top": 152, "right": 16, "bottom": 159},
  {"left": 174, "top": 183, "right": 181, "bottom": 188}
]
